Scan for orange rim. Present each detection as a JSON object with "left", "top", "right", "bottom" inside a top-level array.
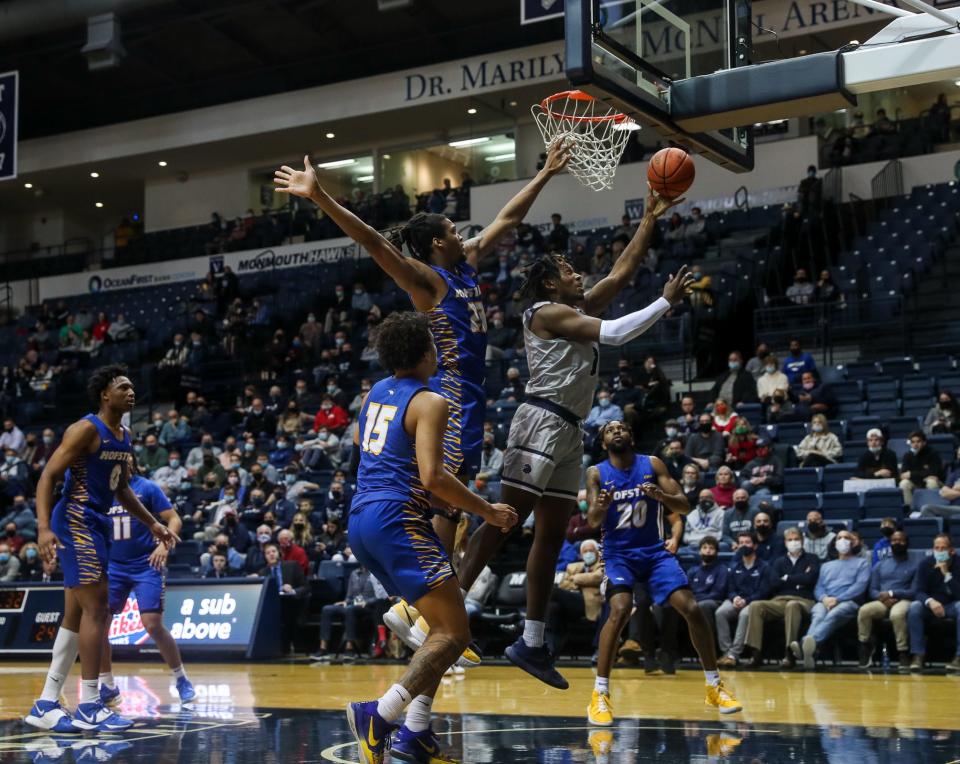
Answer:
[{"left": 539, "top": 90, "right": 634, "bottom": 125}]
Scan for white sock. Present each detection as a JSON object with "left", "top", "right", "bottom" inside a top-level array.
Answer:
[
  {"left": 40, "top": 628, "right": 79, "bottom": 702},
  {"left": 80, "top": 679, "right": 99, "bottom": 704},
  {"left": 98, "top": 672, "right": 116, "bottom": 690},
  {"left": 704, "top": 670, "right": 721, "bottom": 688},
  {"left": 376, "top": 683, "right": 412, "bottom": 723},
  {"left": 522, "top": 619, "right": 545, "bottom": 648},
  {"left": 171, "top": 665, "right": 187, "bottom": 680},
  {"left": 595, "top": 676, "right": 610, "bottom": 695},
  {"left": 404, "top": 694, "right": 433, "bottom": 733}
]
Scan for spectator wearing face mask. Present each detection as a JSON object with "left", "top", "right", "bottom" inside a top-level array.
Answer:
[
  {"left": 219, "top": 502, "right": 251, "bottom": 553},
  {"left": 313, "top": 395, "right": 349, "bottom": 436},
  {"left": 1, "top": 448, "right": 29, "bottom": 497},
  {"left": 790, "top": 529, "right": 870, "bottom": 670},
  {"left": 269, "top": 437, "right": 295, "bottom": 469},
  {"left": 567, "top": 497, "right": 601, "bottom": 544},
  {"left": 303, "top": 426, "right": 340, "bottom": 469},
  {"left": 782, "top": 338, "right": 817, "bottom": 387},
  {"left": 348, "top": 379, "right": 373, "bottom": 417},
  {"left": 300, "top": 312, "right": 324, "bottom": 354},
  {"left": 500, "top": 367, "right": 526, "bottom": 402},
  {"left": 710, "top": 399, "right": 738, "bottom": 438},
  {"left": 316, "top": 518, "right": 346, "bottom": 560},
  {"left": 0, "top": 418, "right": 26, "bottom": 457},
  {"left": 635, "top": 355, "right": 671, "bottom": 419},
  {"left": 786, "top": 269, "right": 816, "bottom": 306},
  {"left": 711, "top": 352, "right": 759, "bottom": 411},
  {"left": 723, "top": 489, "right": 758, "bottom": 543},
  {"left": 757, "top": 355, "right": 790, "bottom": 405},
  {"left": 725, "top": 417, "right": 758, "bottom": 469},
  {"left": 659, "top": 439, "right": 693, "bottom": 484},
  {"left": 907, "top": 534, "right": 960, "bottom": 673},
  {"left": 201, "top": 533, "right": 245, "bottom": 574},
  {"left": 716, "top": 531, "right": 770, "bottom": 667},
  {"left": 250, "top": 453, "right": 279, "bottom": 486},
  {"left": 584, "top": 389, "right": 623, "bottom": 437},
  {"left": 1, "top": 495, "right": 36, "bottom": 542},
  {"left": 655, "top": 420, "right": 684, "bottom": 456},
  {"left": 710, "top": 466, "right": 737, "bottom": 509},
  {"left": 871, "top": 518, "right": 899, "bottom": 565},
  {"left": 290, "top": 511, "right": 314, "bottom": 553},
  {"left": 745, "top": 343, "right": 771, "bottom": 380},
  {"left": 153, "top": 451, "right": 189, "bottom": 493},
  {"left": 686, "top": 537, "right": 727, "bottom": 628},
  {"left": 244, "top": 525, "right": 275, "bottom": 574},
  {"left": 679, "top": 464, "right": 703, "bottom": 508},
  {"left": 0, "top": 542, "right": 21, "bottom": 581},
  {"left": 853, "top": 429, "right": 899, "bottom": 481},
  {"left": 685, "top": 414, "right": 725, "bottom": 470},
  {"left": 159, "top": 410, "right": 191, "bottom": 447},
  {"left": 739, "top": 437, "right": 783, "bottom": 505},
  {"left": 857, "top": 529, "right": 916, "bottom": 669},
  {"left": 795, "top": 415, "right": 843, "bottom": 467},
  {"left": 137, "top": 435, "right": 169, "bottom": 476},
  {"left": 683, "top": 490, "right": 725, "bottom": 548},
  {"left": 546, "top": 539, "right": 604, "bottom": 654},
  {"left": 186, "top": 434, "right": 222, "bottom": 473},
  {"left": 676, "top": 395, "right": 698, "bottom": 438},
  {"left": 16, "top": 542, "right": 43, "bottom": 581},
  {"left": 478, "top": 432, "right": 504, "bottom": 480},
  {"left": 802, "top": 510, "right": 835, "bottom": 560},
  {"left": 2, "top": 521, "right": 25, "bottom": 553},
  {"left": 792, "top": 370, "right": 837, "bottom": 421},
  {"left": 281, "top": 466, "right": 319, "bottom": 502},
  {"left": 743, "top": 527, "right": 820, "bottom": 668},
  {"left": 28, "top": 428, "right": 58, "bottom": 480},
  {"left": 899, "top": 430, "right": 943, "bottom": 506},
  {"left": 752, "top": 510, "right": 783, "bottom": 561},
  {"left": 925, "top": 391, "right": 960, "bottom": 435},
  {"left": 243, "top": 397, "right": 277, "bottom": 441}
]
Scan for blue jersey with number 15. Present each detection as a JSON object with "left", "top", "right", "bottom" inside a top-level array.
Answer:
[
  {"left": 352, "top": 377, "right": 431, "bottom": 516},
  {"left": 108, "top": 475, "right": 172, "bottom": 566},
  {"left": 597, "top": 454, "right": 664, "bottom": 554}
]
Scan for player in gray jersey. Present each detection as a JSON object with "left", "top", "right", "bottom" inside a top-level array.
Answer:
[{"left": 457, "top": 188, "right": 694, "bottom": 688}]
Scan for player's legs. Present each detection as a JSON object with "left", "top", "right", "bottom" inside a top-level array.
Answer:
[
  {"left": 526, "top": 494, "right": 577, "bottom": 622},
  {"left": 589, "top": 588, "right": 633, "bottom": 727},
  {"left": 25, "top": 588, "right": 83, "bottom": 732}
]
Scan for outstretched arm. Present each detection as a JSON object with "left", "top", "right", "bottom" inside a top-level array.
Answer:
[
  {"left": 275, "top": 156, "right": 442, "bottom": 310},
  {"left": 463, "top": 140, "right": 572, "bottom": 268},
  {"left": 583, "top": 188, "right": 683, "bottom": 316}
]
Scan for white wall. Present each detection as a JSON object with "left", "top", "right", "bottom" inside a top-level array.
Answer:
[
  {"left": 839, "top": 148, "right": 960, "bottom": 199},
  {"left": 144, "top": 167, "right": 251, "bottom": 232}
]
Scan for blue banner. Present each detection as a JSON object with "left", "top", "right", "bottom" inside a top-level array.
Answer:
[{"left": 0, "top": 71, "right": 18, "bottom": 182}]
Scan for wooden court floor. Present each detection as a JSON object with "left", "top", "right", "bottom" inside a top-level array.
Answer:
[{"left": 2, "top": 661, "right": 960, "bottom": 762}]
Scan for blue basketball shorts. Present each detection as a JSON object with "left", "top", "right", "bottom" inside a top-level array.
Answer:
[
  {"left": 108, "top": 561, "right": 165, "bottom": 613},
  {"left": 348, "top": 499, "right": 455, "bottom": 605},
  {"left": 51, "top": 500, "right": 111, "bottom": 588},
  {"left": 429, "top": 373, "right": 484, "bottom": 478},
  {"left": 603, "top": 544, "right": 690, "bottom": 605}
]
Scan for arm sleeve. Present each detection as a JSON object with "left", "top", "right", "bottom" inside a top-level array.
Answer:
[{"left": 598, "top": 298, "right": 671, "bottom": 347}]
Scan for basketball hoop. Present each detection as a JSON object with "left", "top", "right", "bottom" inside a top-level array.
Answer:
[{"left": 532, "top": 90, "right": 640, "bottom": 192}]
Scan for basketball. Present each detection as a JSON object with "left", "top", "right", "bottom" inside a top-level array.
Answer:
[{"left": 647, "top": 147, "right": 695, "bottom": 199}]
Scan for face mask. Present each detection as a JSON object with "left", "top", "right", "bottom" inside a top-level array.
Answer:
[
  {"left": 699, "top": 422, "right": 712, "bottom": 433},
  {"left": 715, "top": 404, "right": 728, "bottom": 416},
  {"left": 318, "top": 432, "right": 330, "bottom": 441},
  {"left": 803, "top": 382, "right": 816, "bottom": 391},
  {"left": 43, "top": 436, "right": 54, "bottom": 445},
  {"left": 228, "top": 477, "right": 239, "bottom": 486},
  {"left": 308, "top": 315, "right": 316, "bottom": 323},
  {"left": 786, "top": 539, "right": 803, "bottom": 554},
  {"left": 205, "top": 480, "right": 216, "bottom": 488},
  {"left": 835, "top": 538, "right": 852, "bottom": 555},
  {"left": 701, "top": 553, "right": 717, "bottom": 565},
  {"left": 692, "top": 271, "right": 702, "bottom": 281},
  {"left": 808, "top": 521, "right": 823, "bottom": 533},
  {"left": 277, "top": 441, "right": 288, "bottom": 450},
  {"left": 934, "top": 550, "right": 951, "bottom": 564},
  {"left": 734, "top": 500, "right": 749, "bottom": 512},
  {"left": 791, "top": 348, "right": 801, "bottom": 356},
  {"left": 598, "top": 398, "right": 611, "bottom": 408},
  {"left": 940, "top": 401, "right": 950, "bottom": 409},
  {"left": 147, "top": 444, "right": 158, "bottom": 452},
  {"left": 179, "top": 481, "right": 192, "bottom": 492},
  {"left": 881, "top": 526, "right": 895, "bottom": 538},
  {"left": 909, "top": 447, "right": 919, "bottom": 455},
  {"left": 728, "top": 362, "right": 740, "bottom": 371},
  {"left": 5, "top": 456, "right": 15, "bottom": 465},
  {"left": 756, "top": 524, "right": 771, "bottom": 537},
  {"left": 811, "top": 424, "right": 824, "bottom": 433},
  {"left": 868, "top": 446, "right": 882, "bottom": 455},
  {"left": 891, "top": 544, "right": 908, "bottom": 557},
  {"left": 765, "top": 365, "right": 776, "bottom": 374},
  {"left": 257, "top": 460, "right": 268, "bottom": 468},
  {"left": 169, "top": 459, "right": 180, "bottom": 469},
  {"left": 698, "top": 501, "right": 715, "bottom": 512},
  {"left": 285, "top": 474, "right": 296, "bottom": 485},
  {"left": 734, "top": 425, "right": 748, "bottom": 435},
  {"left": 258, "top": 533, "right": 272, "bottom": 544},
  {"left": 583, "top": 551, "right": 598, "bottom": 567},
  {"left": 294, "top": 443, "right": 304, "bottom": 452},
  {"left": 294, "top": 521, "right": 305, "bottom": 529},
  {"left": 739, "top": 546, "right": 755, "bottom": 558},
  {"left": 244, "top": 443, "right": 256, "bottom": 452},
  {"left": 579, "top": 500, "right": 589, "bottom": 513},
  {"left": 26, "top": 548, "right": 37, "bottom": 560},
  {"left": 251, "top": 497, "right": 264, "bottom": 507},
  {"left": 665, "top": 427, "right": 678, "bottom": 438},
  {"left": 0, "top": 553, "right": 8, "bottom": 564}
]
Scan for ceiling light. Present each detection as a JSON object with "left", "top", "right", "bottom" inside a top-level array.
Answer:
[
  {"left": 90, "top": 171, "right": 100, "bottom": 178},
  {"left": 23, "top": 182, "right": 32, "bottom": 189},
  {"left": 326, "top": 132, "right": 336, "bottom": 139},
  {"left": 955, "top": 80, "right": 960, "bottom": 87},
  {"left": 509, "top": 100, "right": 518, "bottom": 107},
  {"left": 317, "top": 158, "right": 357, "bottom": 169},
  {"left": 449, "top": 137, "right": 491, "bottom": 148},
  {"left": 158, "top": 160, "right": 167, "bottom": 166},
  {"left": 485, "top": 153, "right": 515, "bottom": 163},
  {"left": 95, "top": 202, "right": 104, "bottom": 208},
  {"left": 467, "top": 107, "right": 478, "bottom": 115},
  {"left": 382, "top": 154, "right": 391, "bottom": 160},
  {"left": 356, "top": 175, "right": 375, "bottom": 182}
]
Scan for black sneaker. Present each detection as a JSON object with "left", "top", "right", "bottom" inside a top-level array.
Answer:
[
  {"left": 898, "top": 651, "right": 911, "bottom": 673},
  {"left": 309, "top": 650, "right": 331, "bottom": 663},
  {"left": 858, "top": 641, "right": 874, "bottom": 669},
  {"left": 504, "top": 637, "right": 569, "bottom": 689},
  {"left": 655, "top": 648, "right": 676, "bottom": 675},
  {"left": 946, "top": 657, "right": 960, "bottom": 673}
]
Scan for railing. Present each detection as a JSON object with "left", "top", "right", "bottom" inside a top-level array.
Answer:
[
  {"left": 871, "top": 159, "right": 904, "bottom": 207},
  {"left": 754, "top": 295, "right": 906, "bottom": 364}
]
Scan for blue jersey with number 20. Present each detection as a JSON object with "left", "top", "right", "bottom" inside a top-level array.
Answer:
[
  {"left": 108, "top": 475, "right": 172, "bottom": 566},
  {"left": 597, "top": 454, "right": 664, "bottom": 554}
]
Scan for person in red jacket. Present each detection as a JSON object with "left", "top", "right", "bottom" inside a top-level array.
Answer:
[
  {"left": 726, "top": 417, "right": 758, "bottom": 469},
  {"left": 566, "top": 494, "right": 601, "bottom": 543},
  {"left": 312, "top": 395, "right": 349, "bottom": 435},
  {"left": 710, "top": 466, "right": 737, "bottom": 508},
  {"left": 277, "top": 528, "right": 310, "bottom": 575}
]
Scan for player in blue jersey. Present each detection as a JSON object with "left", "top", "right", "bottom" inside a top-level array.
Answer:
[
  {"left": 98, "top": 471, "right": 195, "bottom": 706},
  {"left": 343, "top": 312, "right": 517, "bottom": 764},
  {"left": 275, "top": 142, "right": 569, "bottom": 657},
  {"left": 585, "top": 421, "right": 741, "bottom": 726},
  {"left": 25, "top": 365, "right": 179, "bottom": 734}
]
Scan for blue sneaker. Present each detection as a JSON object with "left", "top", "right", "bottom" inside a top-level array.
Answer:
[
  {"left": 73, "top": 701, "right": 134, "bottom": 731},
  {"left": 99, "top": 684, "right": 121, "bottom": 707},
  {"left": 176, "top": 677, "right": 197, "bottom": 703},
  {"left": 23, "top": 700, "right": 82, "bottom": 733},
  {"left": 505, "top": 637, "right": 569, "bottom": 690},
  {"left": 345, "top": 700, "right": 398, "bottom": 764},
  {"left": 391, "top": 725, "right": 458, "bottom": 763}
]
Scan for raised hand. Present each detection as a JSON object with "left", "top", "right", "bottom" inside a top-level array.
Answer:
[
  {"left": 542, "top": 137, "right": 573, "bottom": 177},
  {"left": 640, "top": 482, "right": 665, "bottom": 500},
  {"left": 662, "top": 265, "right": 696, "bottom": 304},
  {"left": 274, "top": 155, "right": 321, "bottom": 200},
  {"left": 594, "top": 488, "right": 615, "bottom": 514},
  {"left": 645, "top": 182, "right": 685, "bottom": 219},
  {"left": 152, "top": 522, "right": 180, "bottom": 550},
  {"left": 487, "top": 503, "right": 520, "bottom": 533}
]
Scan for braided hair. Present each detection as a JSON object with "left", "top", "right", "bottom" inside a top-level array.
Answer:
[
  {"left": 518, "top": 253, "right": 568, "bottom": 302},
  {"left": 385, "top": 212, "right": 447, "bottom": 262}
]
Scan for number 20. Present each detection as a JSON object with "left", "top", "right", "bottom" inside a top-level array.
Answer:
[
  {"left": 362, "top": 403, "right": 398, "bottom": 455},
  {"left": 616, "top": 501, "right": 647, "bottom": 529}
]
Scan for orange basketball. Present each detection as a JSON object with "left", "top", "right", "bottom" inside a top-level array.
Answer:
[{"left": 647, "top": 147, "right": 695, "bottom": 200}]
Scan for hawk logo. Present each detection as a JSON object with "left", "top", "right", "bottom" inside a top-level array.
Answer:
[{"left": 522, "top": 464, "right": 532, "bottom": 474}]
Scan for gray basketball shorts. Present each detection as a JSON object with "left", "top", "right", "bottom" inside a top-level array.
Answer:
[{"left": 501, "top": 402, "right": 583, "bottom": 501}]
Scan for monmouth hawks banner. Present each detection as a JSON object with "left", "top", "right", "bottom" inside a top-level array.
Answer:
[{"left": 36, "top": 236, "right": 367, "bottom": 302}]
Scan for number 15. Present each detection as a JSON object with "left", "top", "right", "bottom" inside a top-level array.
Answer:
[{"left": 361, "top": 403, "right": 398, "bottom": 455}]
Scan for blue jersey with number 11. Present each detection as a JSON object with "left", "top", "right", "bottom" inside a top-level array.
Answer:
[
  {"left": 108, "top": 475, "right": 172, "bottom": 566},
  {"left": 597, "top": 454, "right": 664, "bottom": 554}
]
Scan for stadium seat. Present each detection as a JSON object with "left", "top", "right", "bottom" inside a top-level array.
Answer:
[
  {"left": 822, "top": 463, "right": 858, "bottom": 492},
  {"left": 927, "top": 434, "right": 957, "bottom": 465},
  {"left": 900, "top": 375, "right": 935, "bottom": 399},
  {"left": 820, "top": 491, "right": 863, "bottom": 516},
  {"left": 833, "top": 381, "right": 864, "bottom": 405},
  {"left": 865, "top": 376, "right": 899, "bottom": 400},
  {"left": 776, "top": 422, "right": 808, "bottom": 444},
  {"left": 867, "top": 399, "right": 901, "bottom": 418},
  {"left": 880, "top": 357, "right": 915, "bottom": 378},
  {"left": 781, "top": 492, "right": 820, "bottom": 519},
  {"left": 902, "top": 518, "right": 944, "bottom": 549},
  {"left": 862, "top": 488, "right": 906, "bottom": 519},
  {"left": 783, "top": 467, "right": 822, "bottom": 493},
  {"left": 847, "top": 416, "right": 883, "bottom": 441},
  {"left": 843, "top": 361, "right": 880, "bottom": 381},
  {"left": 886, "top": 416, "right": 923, "bottom": 441}
]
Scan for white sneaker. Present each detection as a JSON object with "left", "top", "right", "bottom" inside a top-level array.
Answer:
[
  {"left": 24, "top": 700, "right": 82, "bottom": 733},
  {"left": 383, "top": 602, "right": 421, "bottom": 651}
]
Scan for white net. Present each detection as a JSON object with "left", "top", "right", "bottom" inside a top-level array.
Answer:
[{"left": 531, "top": 91, "right": 639, "bottom": 192}]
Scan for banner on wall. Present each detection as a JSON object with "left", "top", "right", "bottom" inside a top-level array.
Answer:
[
  {"left": 0, "top": 70, "right": 18, "bottom": 182},
  {"left": 34, "top": 236, "right": 366, "bottom": 302}
]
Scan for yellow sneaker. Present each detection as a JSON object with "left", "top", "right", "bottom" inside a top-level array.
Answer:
[
  {"left": 383, "top": 601, "right": 421, "bottom": 651},
  {"left": 588, "top": 730, "right": 614, "bottom": 763},
  {"left": 705, "top": 681, "right": 743, "bottom": 714},
  {"left": 587, "top": 689, "right": 614, "bottom": 726},
  {"left": 706, "top": 734, "right": 743, "bottom": 756},
  {"left": 411, "top": 616, "right": 482, "bottom": 668}
]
